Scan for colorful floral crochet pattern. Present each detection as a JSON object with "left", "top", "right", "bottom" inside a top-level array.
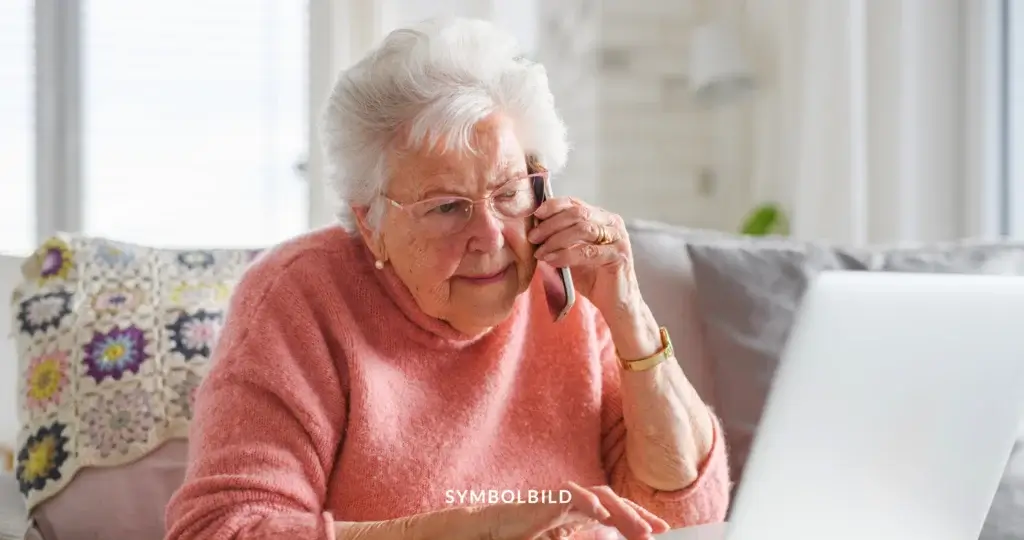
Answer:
[
  {"left": 16, "top": 423, "right": 70, "bottom": 495},
  {"left": 9, "top": 234, "right": 261, "bottom": 511},
  {"left": 24, "top": 351, "right": 70, "bottom": 413}
]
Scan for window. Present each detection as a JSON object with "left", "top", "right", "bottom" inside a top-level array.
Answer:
[
  {"left": 0, "top": 0, "right": 34, "bottom": 255},
  {"left": 82, "top": 0, "right": 309, "bottom": 248},
  {"left": 3, "top": 1, "right": 310, "bottom": 253}
]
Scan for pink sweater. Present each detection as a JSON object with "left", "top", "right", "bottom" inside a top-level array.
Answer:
[{"left": 165, "top": 226, "right": 729, "bottom": 539}]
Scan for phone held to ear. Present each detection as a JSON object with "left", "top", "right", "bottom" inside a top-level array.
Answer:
[{"left": 532, "top": 174, "right": 576, "bottom": 321}]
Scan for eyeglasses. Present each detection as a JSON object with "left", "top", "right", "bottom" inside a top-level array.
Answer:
[{"left": 385, "top": 172, "right": 548, "bottom": 238}]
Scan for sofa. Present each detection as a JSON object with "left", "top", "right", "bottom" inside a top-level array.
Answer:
[{"left": 1, "top": 220, "right": 1023, "bottom": 539}]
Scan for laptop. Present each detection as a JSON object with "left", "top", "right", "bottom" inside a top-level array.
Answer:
[{"left": 664, "top": 271, "right": 1024, "bottom": 540}]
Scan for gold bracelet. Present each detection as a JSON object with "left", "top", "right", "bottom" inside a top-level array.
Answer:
[{"left": 618, "top": 326, "right": 673, "bottom": 372}]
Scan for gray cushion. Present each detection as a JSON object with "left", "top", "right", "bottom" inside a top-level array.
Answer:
[
  {"left": 685, "top": 237, "right": 1024, "bottom": 540},
  {"left": 685, "top": 238, "right": 869, "bottom": 478}
]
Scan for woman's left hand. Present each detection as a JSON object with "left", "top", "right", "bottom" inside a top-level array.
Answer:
[{"left": 529, "top": 197, "right": 641, "bottom": 317}]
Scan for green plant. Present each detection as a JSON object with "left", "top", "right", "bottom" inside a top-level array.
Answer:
[{"left": 740, "top": 202, "right": 789, "bottom": 236}]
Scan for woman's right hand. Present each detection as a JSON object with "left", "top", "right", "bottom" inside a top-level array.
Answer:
[{"left": 475, "top": 481, "right": 670, "bottom": 540}]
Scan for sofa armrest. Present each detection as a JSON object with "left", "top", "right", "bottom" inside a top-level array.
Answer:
[{"left": 0, "top": 473, "right": 29, "bottom": 540}]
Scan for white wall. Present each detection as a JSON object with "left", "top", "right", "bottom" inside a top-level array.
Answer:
[
  {"left": 538, "top": 0, "right": 974, "bottom": 240},
  {"left": 534, "top": 0, "right": 601, "bottom": 204},
  {"left": 537, "top": 0, "right": 749, "bottom": 231},
  {"left": 595, "top": 0, "right": 743, "bottom": 229}
]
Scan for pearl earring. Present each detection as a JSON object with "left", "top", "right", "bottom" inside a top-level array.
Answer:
[{"left": 374, "top": 260, "right": 384, "bottom": 270}]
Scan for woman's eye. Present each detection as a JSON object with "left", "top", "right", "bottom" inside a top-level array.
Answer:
[{"left": 432, "top": 201, "right": 461, "bottom": 214}]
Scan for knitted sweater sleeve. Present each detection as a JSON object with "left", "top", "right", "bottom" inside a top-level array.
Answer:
[
  {"left": 596, "top": 315, "right": 731, "bottom": 529},
  {"left": 165, "top": 256, "right": 345, "bottom": 540}
]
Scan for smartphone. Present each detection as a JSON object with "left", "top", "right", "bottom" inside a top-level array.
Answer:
[{"left": 531, "top": 172, "right": 576, "bottom": 321}]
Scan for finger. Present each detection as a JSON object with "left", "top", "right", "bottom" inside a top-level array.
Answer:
[
  {"left": 496, "top": 502, "right": 580, "bottom": 540},
  {"left": 526, "top": 501, "right": 576, "bottom": 526},
  {"left": 539, "top": 243, "right": 623, "bottom": 268},
  {"left": 534, "top": 196, "right": 586, "bottom": 220},
  {"left": 534, "top": 221, "right": 603, "bottom": 259},
  {"left": 534, "top": 522, "right": 586, "bottom": 540},
  {"left": 564, "top": 481, "right": 612, "bottom": 521},
  {"left": 621, "top": 499, "right": 670, "bottom": 534},
  {"left": 590, "top": 486, "right": 653, "bottom": 540},
  {"left": 529, "top": 204, "right": 592, "bottom": 244},
  {"left": 571, "top": 524, "right": 624, "bottom": 540}
]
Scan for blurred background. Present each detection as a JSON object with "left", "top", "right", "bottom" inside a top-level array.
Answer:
[{"left": 0, "top": 0, "right": 1020, "bottom": 254}]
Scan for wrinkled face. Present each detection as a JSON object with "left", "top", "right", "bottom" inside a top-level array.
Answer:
[{"left": 356, "top": 113, "right": 537, "bottom": 336}]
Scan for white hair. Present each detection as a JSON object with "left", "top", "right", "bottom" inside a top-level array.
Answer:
[{"left": 319, "top": 17, "right": 569, "bottom": 229}]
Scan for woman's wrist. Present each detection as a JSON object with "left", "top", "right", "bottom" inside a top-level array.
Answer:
[
  {"left": 333, "top": 506, "right": 491, "bottom": 540},
  {"left": 602, "top": 298, "right": 663, "bottom": 362}
]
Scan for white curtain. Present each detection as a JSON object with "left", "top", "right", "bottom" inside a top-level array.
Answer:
[{"left": 741, "top": 0, "right": 966, "bottom": 245}]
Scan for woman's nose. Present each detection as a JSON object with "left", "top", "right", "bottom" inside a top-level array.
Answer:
[{"left": 464, "top": 203, "right": 505, "bottom": 253}]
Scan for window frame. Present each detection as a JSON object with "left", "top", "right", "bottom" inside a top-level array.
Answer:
[
  {"left": 306, "top": 0, "right": 384, "bottom": 228},
  {"left": 34, "top": 0, "right": 83, "bottom": 243},
  {"left": 959, "top": 0, "right": 1010, "bottom": 239}
]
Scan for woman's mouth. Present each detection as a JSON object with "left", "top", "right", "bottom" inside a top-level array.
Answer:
[{"left": 457, "top": 265, "right": 511, "bottom": 285}]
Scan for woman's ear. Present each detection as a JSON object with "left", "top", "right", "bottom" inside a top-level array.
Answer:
[{"left": 351, "top": 205, "right": 387, "bottom": 263}]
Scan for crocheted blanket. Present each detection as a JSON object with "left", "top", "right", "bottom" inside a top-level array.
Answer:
[{"left": 8, "top": 234, "right": 259, "bottom": 511}]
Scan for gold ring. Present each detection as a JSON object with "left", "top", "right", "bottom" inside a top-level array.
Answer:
[{"left": 595, "top": 225, "right": 614, "bottom": 245}]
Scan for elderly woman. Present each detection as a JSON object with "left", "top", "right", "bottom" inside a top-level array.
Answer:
[{"left": 165, "top": 17, "right": 728, "bottom": 540}]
